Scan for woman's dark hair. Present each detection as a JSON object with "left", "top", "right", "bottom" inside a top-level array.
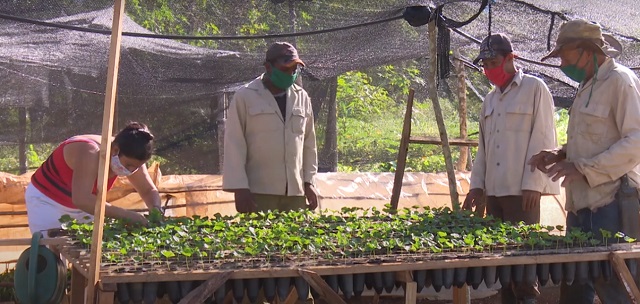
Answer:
[{"left": 113, "top": 122, "right": 154, "bottom": 161}]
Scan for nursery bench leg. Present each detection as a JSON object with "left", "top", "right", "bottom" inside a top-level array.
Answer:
[
  {"left": 97, "top": 282, "right": 116, "bottom": 304},
  {"left": 452, "top": 285, "right": 470, "bottom": 304},
  {"left": 611, "top": 252, "right": 640, "bottom": 302},
  {"left": 372, "top": 293, "right": 380, "bottom": 304},
  {"left": 70, "top": 265, "right": 86, "bottom": 304},
  {"left": 404, "top": 281, "right": 417, "bottom": 304}
]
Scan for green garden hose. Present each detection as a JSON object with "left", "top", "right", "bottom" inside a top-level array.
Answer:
[{"left": 14, "top": 232, "right": 67, "bottom": 304}]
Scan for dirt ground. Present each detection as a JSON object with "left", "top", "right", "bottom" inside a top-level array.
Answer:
[{"left": 345, "top": 284, "right": 603, "bottom": 304}]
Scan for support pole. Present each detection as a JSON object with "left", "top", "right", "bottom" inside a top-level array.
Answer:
[
  {"left": 427, "top": 21, "right": 460, "bottom": 210},
  {"left": 217, "top": 93, "right": 227, "bottom": 174},
  {"left": 390, "top": 89, "right": 415, "bottom": 210},
  {"left": 454, "top": 53, "right": 468, "bottom": 171},
  {"left": 18, "top": 107, "right": 27, "bottom": 174},
  {"left": 86, "top": 0, "right": 126, "bottom": 302},
  {"left": 453, "top": 283, "right": 471, "bottom": 304}
]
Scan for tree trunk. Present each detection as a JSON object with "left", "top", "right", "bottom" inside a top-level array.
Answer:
[{"left": 319, "top": 77, "right": 338, "bottom": 172}]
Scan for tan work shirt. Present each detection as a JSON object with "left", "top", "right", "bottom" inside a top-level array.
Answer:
[
  {"left": 565, "top": 59, "right": 640, "bottom": 212},
  {"left": 471, "top": 70, "right": 560, "bottom": 196},
  {"left": 223, "top": 75, "right": 317, "bottom": 196}
]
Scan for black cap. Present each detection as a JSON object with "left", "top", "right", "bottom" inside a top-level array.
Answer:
[
  {"left": 265, "top": 42, "right": 305, "bottom": 67},
  {"left": 473, "top": 33, "right": 513, "bottom": 65}
]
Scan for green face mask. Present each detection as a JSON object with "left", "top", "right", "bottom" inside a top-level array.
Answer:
[
  {"left": 269, "top": 65, "right": 298, "bottom": 89},
  {"left": 560, "top": 50, "right": 586, "bottom": 83}
]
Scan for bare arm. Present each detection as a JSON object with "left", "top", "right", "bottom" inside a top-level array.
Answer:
[
  {"left": 126, "top": 164, "right": 162, "bottom": 211},
  {"left": 67, "top": 143, "right": 147, "bottom": 224}
]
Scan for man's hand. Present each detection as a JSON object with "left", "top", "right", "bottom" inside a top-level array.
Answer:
[
  {"left": 521, "top": 190, "right": 541, "bottom": 212},
  {"left": 125, "top": 211, "right": 149, "bottom": 226},
  {"left": 528, "top": 149, "right": 565, "bottom": 173},
  {"left": 304, "top": 183, "right": 319, "bottom": 210},
  {"left": 234, "top": 189, "right": 257, "bottom": 213},
  {"left": 545, "top": 161, "right": 585, "bottom": 187},
  {"left": 463, "top": 188, "right": 484, "bottom": 211}
]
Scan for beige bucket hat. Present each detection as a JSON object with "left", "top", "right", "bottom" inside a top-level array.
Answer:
[{"left": 541, "top": 19, "right": 622, "bottom": 61}]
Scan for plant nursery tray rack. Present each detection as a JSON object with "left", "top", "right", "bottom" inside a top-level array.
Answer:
[{"left": 56, "top": 239, "right": 640, "bottom": 304}]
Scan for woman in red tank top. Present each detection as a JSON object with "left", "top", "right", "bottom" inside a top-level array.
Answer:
[{"left": 26, "top": 122, "right": 162, "bottom": 234}]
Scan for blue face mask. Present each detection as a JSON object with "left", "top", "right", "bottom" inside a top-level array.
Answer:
[
  {"left": 560, "top": 50, "right": 586, "bottom": 83},
  {"left": 269, "top": 64, "right": 298, "bottom": 90}
]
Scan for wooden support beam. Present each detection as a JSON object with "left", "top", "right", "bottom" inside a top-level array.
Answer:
[
  {"left": 18, "top": 107, "right": 27, "bottom": 174},
  {"left": 87, "top": 0, "right": 127, "bottom": 302},
  {"left": 454, "top": 50, "right": 469, "bottom": 171},
  {"left": 427, "top": 21, "right": 460, "bottom": 210},
  {"left": 610, "top": 252, "right": 640, "bottom": 302},
  {"left": 0, "top": 237, "right": 67, "bottom": 247},
  {"left": 298, "top": 269, "right": 347, "bottom": 304},
  {"left": 178, "top": 271, "right": 232, "bottom": 304},
  {"left": 70, "top": 265, "right": 87, "bottom": 304},
  {"left": 390, "top": 89, "right": 415, "bottom": 210},
  {"left": 408, "top": 136, "right": 478, "bottom": 147},
  {"left": 453, "top": 284, "right": 471, "bottom": 304},
  {"left": 372, "top": 293, "right": 380, "bottom": 304},
  {"left": 97, "top": 282, "right": 117, "bottom": 304},
  {"left": 88, "top": 246, "right": 640, "bottom": 283},
  {"left": 405, "top": 281, "right": 417, "bottom": 304}
]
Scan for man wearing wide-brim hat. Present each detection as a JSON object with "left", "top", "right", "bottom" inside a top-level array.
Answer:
[{"left": 529, "top": 19, "right": 640, "bottom": 304}]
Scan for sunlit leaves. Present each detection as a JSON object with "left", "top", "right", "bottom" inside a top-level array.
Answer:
[{"left": 59, "top": 206, "right": 620, "bottom": 268}]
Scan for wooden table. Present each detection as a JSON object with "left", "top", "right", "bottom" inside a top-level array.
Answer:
[{"left": 58, "top": 242, "right": 640, "bottom": 304}]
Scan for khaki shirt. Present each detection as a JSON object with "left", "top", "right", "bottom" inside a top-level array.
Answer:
[
  {"left": 223, "top": 75, "right": 317, "bottom": 196},
  {"left": 565, "top": 59, "right": 640, "bottom": 212},
  {"left": 471, "top": 70, "right": 560, "bottom": 196}
]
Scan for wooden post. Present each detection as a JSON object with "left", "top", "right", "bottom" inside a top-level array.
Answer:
[
  {"left": 405, "top": 281, "right": 417, "bottom": 304},
  {"left": 18, "top": 107, "right": 27, "bottom": 174},
  {"left": 288, "top": 0, "right": 298, "bottom": 47},
  {"left": 217, "top": 93, "right": 227, "bottom": 174},
  {"left": 390, "top": 89, "right": 415, "bottom": 210},
  {"left": 325, "top": 78, "right": 338, "bottom": 172},
  {"left": 70, "top": 265, "right": 86, "bottom": 304},
  {"left": 97, "top": 282, "right": 117, "bottom": 304},
  {"left": 454, "top": 53, "right": 468, "bottom": 171},
  {"left": 427, "top": 21, "right": 460, "bottom": 210},
  {"left": 86, "top": 0, "right": 126, "bottom": 302},
  {"left": 428, "top": 20, "right": 467, "bottom": 304},
  {"left": 452, "top": 283, "right": 471, "bottom": 304}
]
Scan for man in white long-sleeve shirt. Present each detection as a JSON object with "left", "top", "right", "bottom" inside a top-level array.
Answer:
[{"left": 463, "top": 33, "right": 560, "bottom": 304}]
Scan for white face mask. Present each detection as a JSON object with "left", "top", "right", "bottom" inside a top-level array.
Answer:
[{"left": 110, "top": 154, "right": 135, "bottom": 177}]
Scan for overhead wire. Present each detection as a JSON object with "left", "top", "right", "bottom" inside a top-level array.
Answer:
[{"left": 0, "top": 12, "right": 404, "bottom": 40}]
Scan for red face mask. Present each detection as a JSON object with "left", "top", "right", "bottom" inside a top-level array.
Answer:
[{"left": 483, "top": 57, "right": 514, "bottom": 88}]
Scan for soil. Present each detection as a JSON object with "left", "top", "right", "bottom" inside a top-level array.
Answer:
[{"left": 342, "top": 285, "right": 603, "bottom": 304}]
